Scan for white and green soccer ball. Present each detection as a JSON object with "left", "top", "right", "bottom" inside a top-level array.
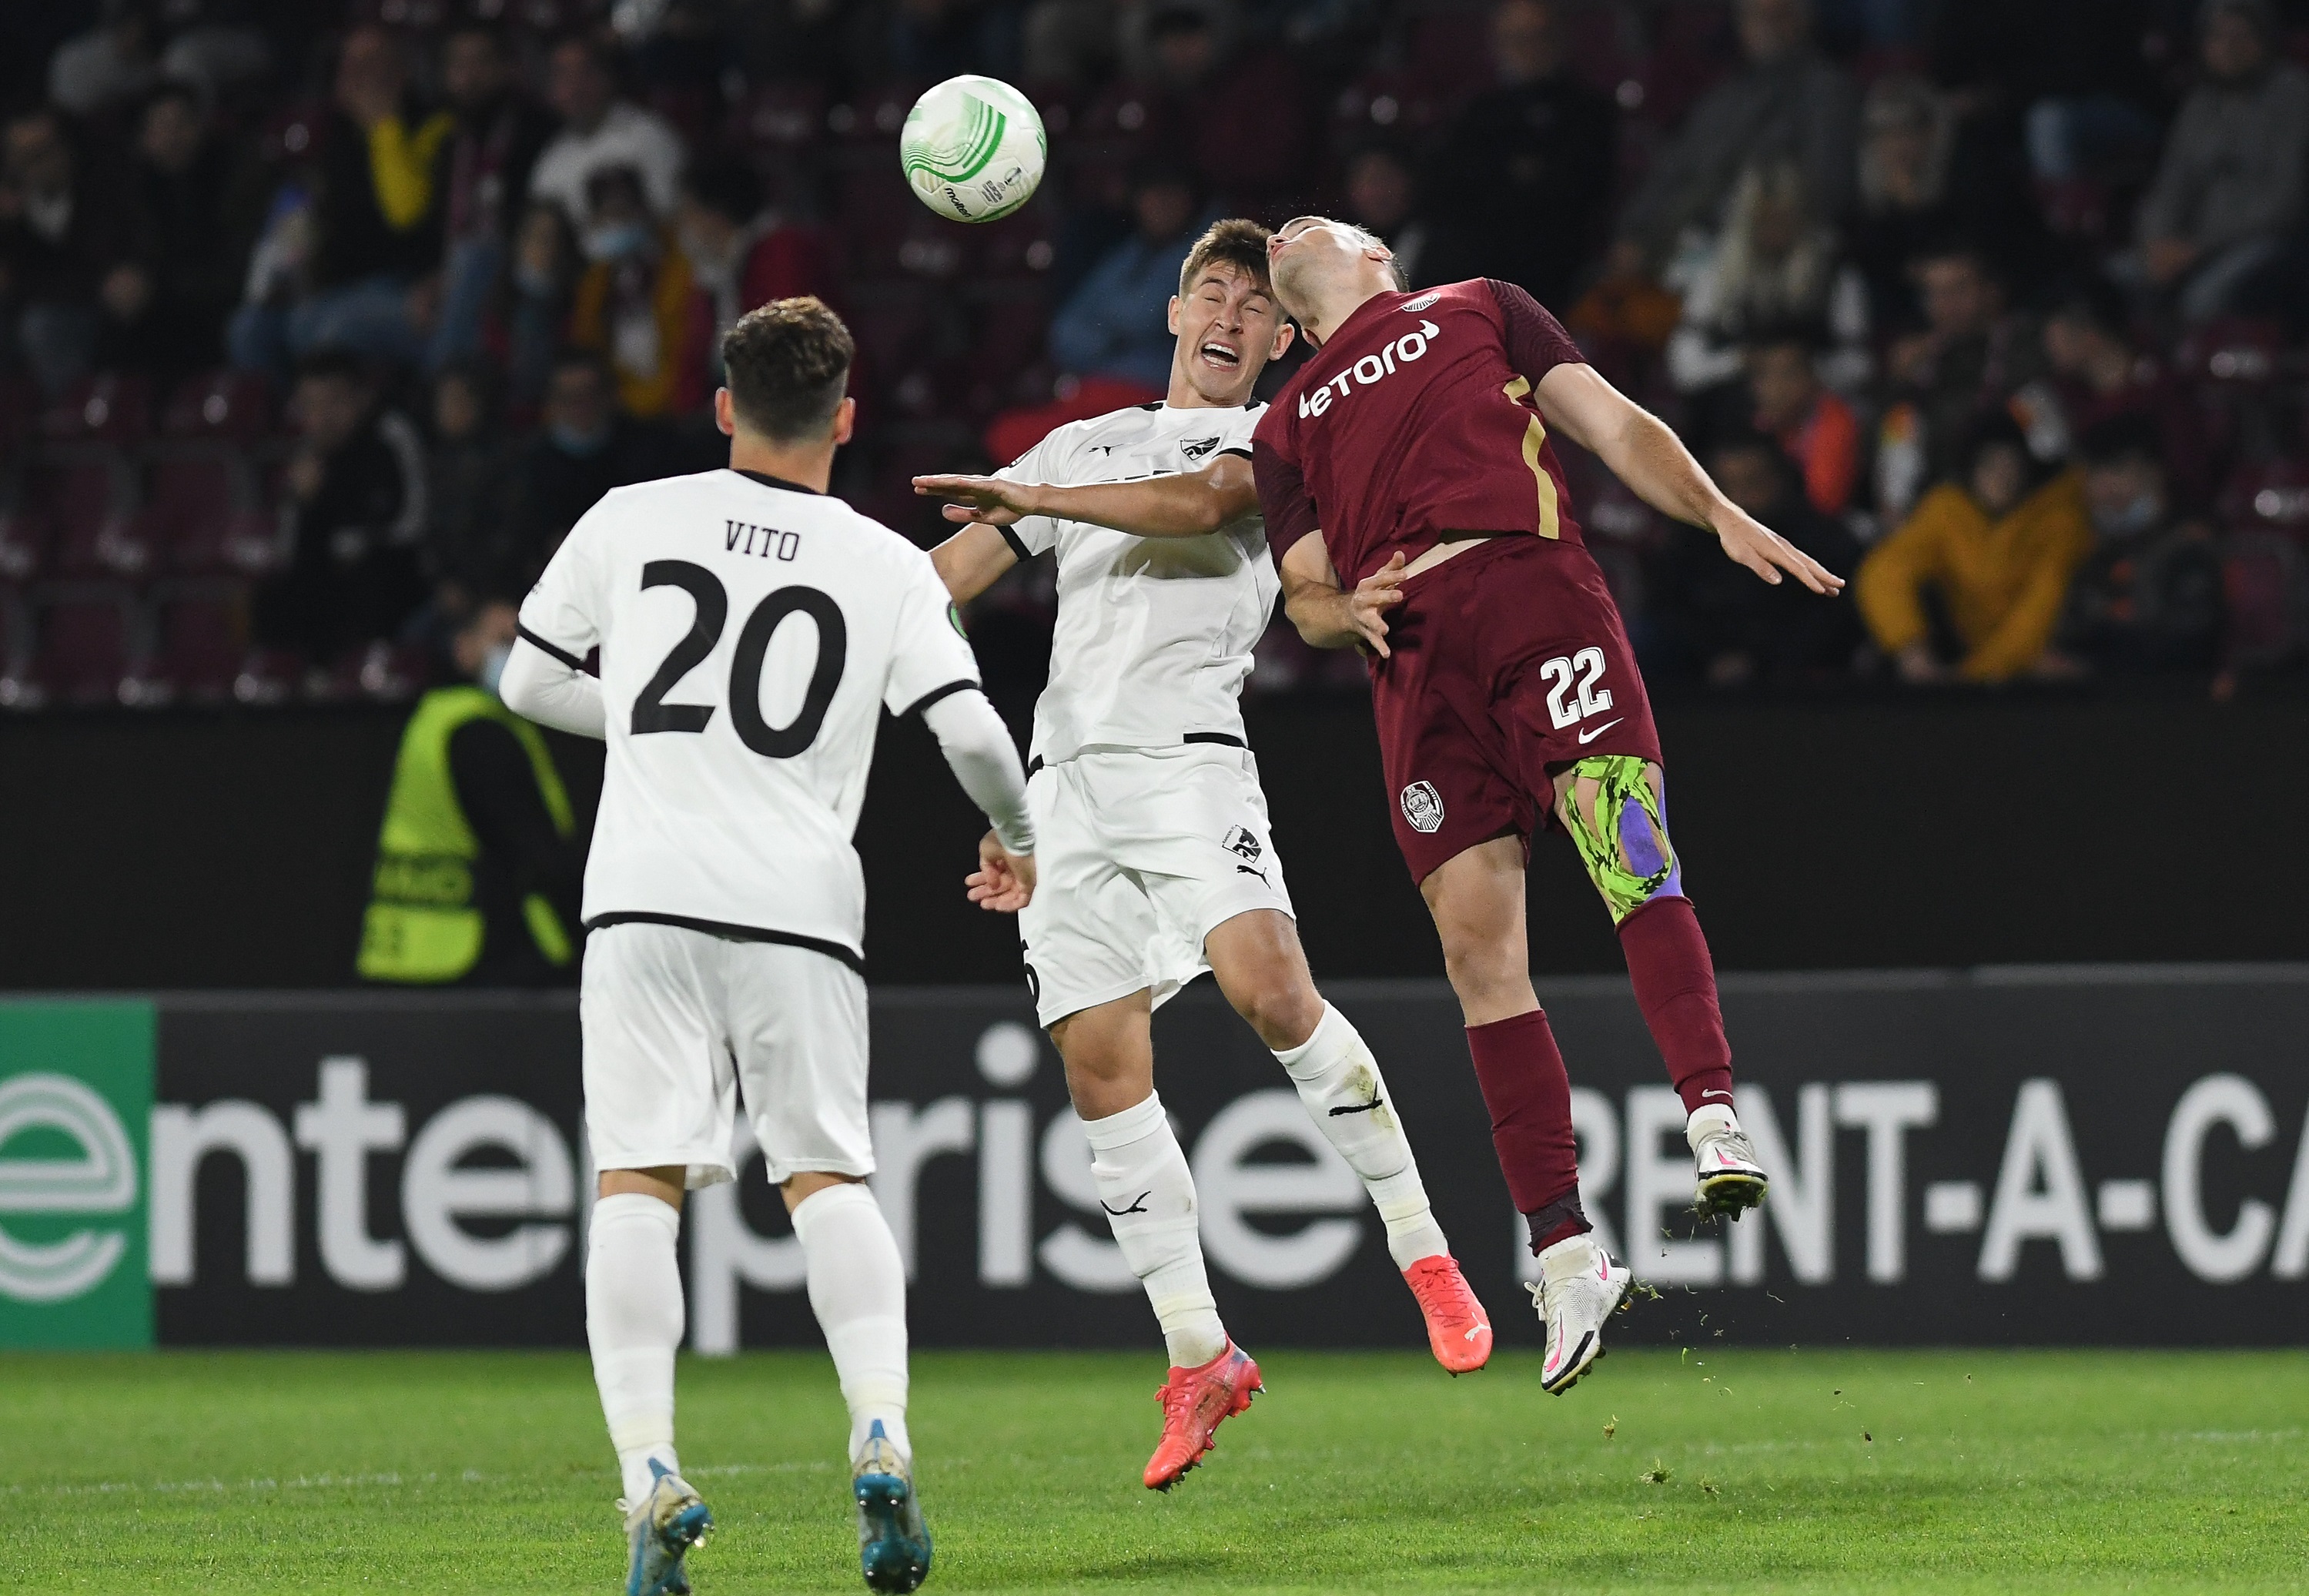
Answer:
[{"left": 899, "top": 75, "right": 1046, "bottom": 224}]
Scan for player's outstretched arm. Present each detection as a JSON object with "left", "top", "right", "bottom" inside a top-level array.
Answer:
[
  {"left": 931, "top": 521, "right": 1020, "bottom": 606},
  {"left": 919, "top": 688, "right": 1037, "bottom": 912},
  {"left": 1280, "top": 531, "right": 1405, "bottom": 656},
  {"left": 1534, "top": 363, "right": 1846, "bottom": 597},
  {"left": 500, "top": 634, "right": 606, "bottom": 738},
  {"left": 915, "top": 454, "right": 1260, "bottom": 540}
]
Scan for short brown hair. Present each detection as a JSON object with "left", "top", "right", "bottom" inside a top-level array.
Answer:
[
  {"left": 721, "top": 296, "right": 855, "bottom": 441},
  {"left": 1178, "top": 219, "right": 1275, "bottom": 299}
]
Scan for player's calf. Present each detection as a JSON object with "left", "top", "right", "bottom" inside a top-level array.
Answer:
[
  {"left": 1265, "top": 1000, "right": 1491, "bottom": 1372},
  {"left": 1559, "top": 757, "right": 1765, "bottom": 1214}
]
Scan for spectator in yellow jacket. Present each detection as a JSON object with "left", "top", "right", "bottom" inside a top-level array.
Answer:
[
  {"left": 566, "top": 165, "right": 712, "bottom": 419},
  {"left": 1858, "top": 414, "right": 2093, "bottom": 684}
]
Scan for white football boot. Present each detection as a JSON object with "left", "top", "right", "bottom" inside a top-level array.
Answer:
[
  {"left": 1528, "top": 1231, "right": 1631, "bottom": 1395},
  {"left": 1688, "top": 1103, "right": 1769, "bottom": 1217}
]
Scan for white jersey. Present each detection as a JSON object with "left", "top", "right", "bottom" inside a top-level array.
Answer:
[
  {"left": 996, "top": 400, "right": 1275, "bottom": 765},
  {"left": 518, "top": 467, "right": 981, "bottom": 965}
]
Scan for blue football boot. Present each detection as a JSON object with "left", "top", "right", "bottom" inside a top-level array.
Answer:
[
  {"left": 620, "top": 1458, "right": 712, "bottom": 1596},
  {"left": 853, "top": 1421, "right": 932, "bottom": 1593}
]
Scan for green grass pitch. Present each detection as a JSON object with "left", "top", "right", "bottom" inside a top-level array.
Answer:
[{"left": 4, "top": 1347, "right": 2304, "bottom": 1593}]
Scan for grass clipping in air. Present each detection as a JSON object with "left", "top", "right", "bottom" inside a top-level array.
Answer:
[{"left": 3, "top": 1347, "right": 2304, "bottom": 1593}]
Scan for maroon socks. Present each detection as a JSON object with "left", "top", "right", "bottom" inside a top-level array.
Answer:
[
  {"left": 1464, "top": 1009, "right": 1590, "bottom": 1253},
  {"left": 1618, "top": 895, "right": 1735, "bottom": 1114}
]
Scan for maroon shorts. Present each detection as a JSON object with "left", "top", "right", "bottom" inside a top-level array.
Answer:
[{"left": 1369, "top": 534, "right": 1661, "bottom": 883}]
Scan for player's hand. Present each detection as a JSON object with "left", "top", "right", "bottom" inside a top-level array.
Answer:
[
  {"left": 914, "top": 473, "right": 1036, "bottom": 527},
  {"left": 965, "top": 828, "right": 1036, "bottom": 912},
  {"left": 1711, "top": 505, "right": 1846, "bottom": 596},
  {"left": 1350, "top": 551, "right": 1409, "bottom": 657}
]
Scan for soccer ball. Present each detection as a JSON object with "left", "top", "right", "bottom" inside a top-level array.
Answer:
[{"left": 899, "top": 75, "right": 1046, "bottom": 224}]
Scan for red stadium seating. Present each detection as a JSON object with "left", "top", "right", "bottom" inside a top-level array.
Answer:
[
  {"left": 0, "top": 509, "right": 49, "bottom": 584},
  {"left": 38, "top": 374, "right": 150, "bottom": 447},
  {"left": 159, "top": 370, "right": 276, "bottom": 443},
  {"left": 149, "top": 591, "right": 248, "bottom": 705},
  {"left": 27, "top": 591, "right": 136, "bottom": 708},
  {"left": 26, "top": 454, "right": 143, "bottom": 580},
  {"left": 146, "top": 450, "right": 265, "bottom": 574}
]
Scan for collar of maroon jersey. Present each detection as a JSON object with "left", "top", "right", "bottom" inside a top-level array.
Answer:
[{"left": 1310, "top": 288, "right": 1410, "bottom": 353}]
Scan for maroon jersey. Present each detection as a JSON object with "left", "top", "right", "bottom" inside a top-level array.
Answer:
[{"left": 1253, "top": 279, "right": 1587, "bottom": 586}]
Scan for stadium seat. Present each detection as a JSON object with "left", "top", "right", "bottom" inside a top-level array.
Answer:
[
  {"left": 145, "top": 450, "right": 263, "bottom": 574},
  {"left": 830, "top": 82, "right": 929, "bottom": 144},
  {"left": 149, "top": 590, "right": 248, "bottom": 705},
  {"left": 0, "top": 586, "right": 29, "bottom": 709},
  {"left": 159, "top": 370, "right": 276, "bottom": 443},
  {"left": 0, "top": 508, "right": 49, "bottom": 584},
  {"left": 38, "top": 373, "right": 151, "bottom": 447},
  {"left": 26, "top": 590, "right": 138, "bottom": 708},
  {"left": 26, "top": 455, "right": 144, "bottom": 580},
  {"left": 2219, "top": 457, "right": 2309, "bottom": 532},
  {"left": 972, "top": 211, "right": 1056, "bottom": 281},
  {"left": 983, "top": 374, "right": 1163, "bottom": 467},
  {"left": 2179, "top": 320, "right": 2289, "bottom": 388},
  {"left": 729, "top": 80, "right": 828, "bottom": 153},
  {"left": 0, "top": 379, "right": 33, "bottom": 457}
]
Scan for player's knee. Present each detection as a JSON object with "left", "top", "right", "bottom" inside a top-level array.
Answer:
[
  {"left": 1226, "top": 972, "right": 1324, "bottom": 1052},
  {"left": 1558, "top": 755, "right": 1683, "bottom": 924},
  {"left": 1433, "top": 920, "right": 1526, "bottom": 1012}
]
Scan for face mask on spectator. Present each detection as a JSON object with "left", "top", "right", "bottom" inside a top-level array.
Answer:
[
  {"left": 551, "top": 420, "right": 611, "bottom": 457},
  {"left": 2092, "top": 491, "right": 2162, "bottom": 540},
  {"left": 584, "top": 222, "right": 654, "bottom": 263},
  {"left": 477, "top": 641, "right": 512, "bottom": 698}
]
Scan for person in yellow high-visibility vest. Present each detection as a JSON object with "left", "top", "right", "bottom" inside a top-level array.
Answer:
[{"left": 358, "top": 601, "right": 585, "bottom": 985}]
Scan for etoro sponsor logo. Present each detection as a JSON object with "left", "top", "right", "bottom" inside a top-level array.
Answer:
[
  {"left": 0, "top": 1001, "right": 153, "bottom": 1348},
  {"left": 1297, "top": 320, "right": 1440, "bottom": 419}
]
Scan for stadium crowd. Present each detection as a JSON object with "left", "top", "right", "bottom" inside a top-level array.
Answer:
[{"left": 2, "top": 0, "right": 2305, "bottom": 709}]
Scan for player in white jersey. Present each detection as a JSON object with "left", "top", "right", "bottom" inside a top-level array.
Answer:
[
  {"left": 501, "top": 299, "right": 1035, "bottom": 1596},
  {"left": 914, "top": 221, "right": 1494, "bottom": 1492}
]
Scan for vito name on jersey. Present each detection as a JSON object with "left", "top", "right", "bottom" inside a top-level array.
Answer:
[{"left": 725, "top": 519, "right": 803, "bottom": 560}]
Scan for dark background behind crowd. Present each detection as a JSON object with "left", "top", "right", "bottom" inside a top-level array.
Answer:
[{"left": 5, "top": 0, "right": 2309, "bottom": 715}]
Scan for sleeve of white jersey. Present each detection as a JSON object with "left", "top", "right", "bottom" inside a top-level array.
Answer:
[
  {"left": 990, "top": 430, "right": 1063, "bottom": 560},
  {"left": 883, "top": 550, "right": 985, "bottom": 718},
  {"left": 505, "top": 507, "right": 608, "bottom": 737},
  {"left": 516, "top": 503, "right": 605, "bottom": 664},
  {"left": 1216, "top": 405, "right": 1261, "bottom": 460}
]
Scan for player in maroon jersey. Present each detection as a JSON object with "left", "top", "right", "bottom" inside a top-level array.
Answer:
[{"left": 1256, "top": 217, "right": 1843, "bottom": 1393}]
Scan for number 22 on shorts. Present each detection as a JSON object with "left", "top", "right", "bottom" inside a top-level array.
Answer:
[{"left": 1540, "top": 647, "right": 1613, "bottom": 731}]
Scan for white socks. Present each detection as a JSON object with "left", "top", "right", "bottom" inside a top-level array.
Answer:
[
  {"left": 586, "top": 1192, "right": 685, "bottom": 1503},
  {"left": 791, "top": 1182, "right": 913, "bottom": 1467},
  {"left": 1082, "top": 1092, "right": 1228, "bottom": 1369},
  {"left": 588, "top": 1183, "right": 913, "bottom": 1494},
  {"left": 1688, "top": 1102, "right": 1740, "bottom": 1148},
  {"left": 1275, "top": 1004, "right": 1451, "bottom": 1270}
]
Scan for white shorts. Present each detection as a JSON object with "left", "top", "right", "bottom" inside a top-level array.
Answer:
[
  {"left": 1019, "top": 742, "right": 1295, "bottom": 1028},
  {"left": 580, "top": 921, "right": 872, "bottom": 1189}
]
